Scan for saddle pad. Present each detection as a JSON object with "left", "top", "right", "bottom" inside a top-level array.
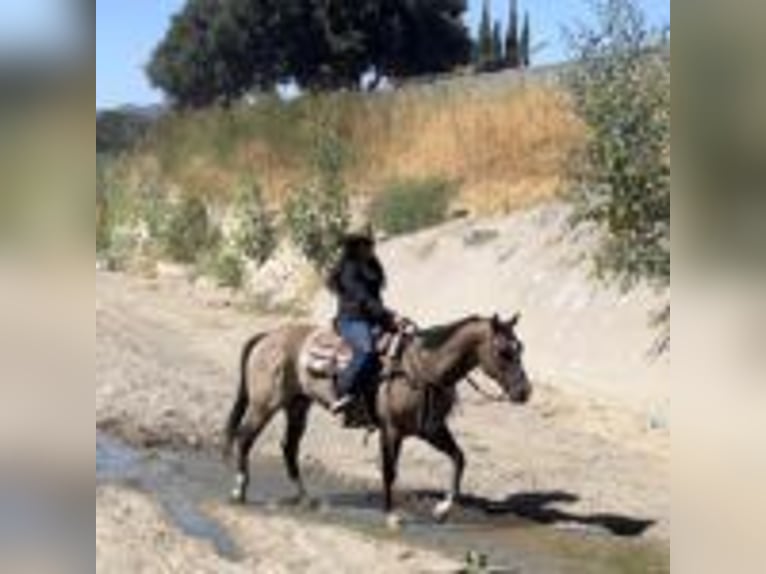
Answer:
[{"left": 302, "top": 329, "right": 353, "bottom": 377}]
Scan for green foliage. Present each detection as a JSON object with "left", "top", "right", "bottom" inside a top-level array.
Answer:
[
  {"left": 461, "top": 550, "right": 490, "bottom": 574},
  {"left": 160, "top": 195, "right": 220, "bottom": 264},
  {"left": 285, "top": 133, "right": 350, "bottom": 270},
  {"left": 96, "top": 158, "right": 111, "bottom": 253},
  {"left": 492, "top": 21, "right": 504, "bottom": 66},
  {"left": 566, "top": 0, "right": 670, "bottom": 290},
  {"left": 148, "top": 0, "right": 471, "bottom": 107},
  {"left": 477, "top": 0, "right": 494, "bottom": 69},
  {"left": 234, "top": 181, "right": 277, "bottom": 265},
  {"left": 520, "top": 12, "right": 531, "bottom": 68},
  {"left": 196, "top": 247, "right": 245, "bottom": 289},
  {"left": 505, "top": 0, "right": 520, "bottom": 68},
  {"left": 370, "top": 177, "right": 458, "bottom": 236},
  {"left": 97, "top": 110, "right": 154, "bottom": 154}
]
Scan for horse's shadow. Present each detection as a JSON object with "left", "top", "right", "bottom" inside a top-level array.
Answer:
[{"left": 410, "top": 489, "right": 655, "bottom": 538}]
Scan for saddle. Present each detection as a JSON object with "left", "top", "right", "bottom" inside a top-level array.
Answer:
[
  {"left": 303, "top": 323, "right": 412, "bottom": 428},
  {"left": 303, "top": 326, "right": 408, "bottom": 380}
]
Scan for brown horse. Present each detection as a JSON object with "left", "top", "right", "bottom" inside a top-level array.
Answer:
[{"left": 224, "top": 313, "right": 532, "bottom": 525}]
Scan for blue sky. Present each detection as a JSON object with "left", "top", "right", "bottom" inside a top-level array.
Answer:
[{"left": 96, "top": 0, "right": 670, "bottom": 110}]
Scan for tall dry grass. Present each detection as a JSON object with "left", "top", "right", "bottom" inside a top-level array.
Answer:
[{"left": 116, "top": 81, "right": 583, "bottom": 215}]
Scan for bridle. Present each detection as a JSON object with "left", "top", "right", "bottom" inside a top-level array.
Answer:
[{"left": 465, "top": 373, "right": 508, "bottom": 403}]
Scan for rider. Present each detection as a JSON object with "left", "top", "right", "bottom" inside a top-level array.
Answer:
[{"left": 327, "top": 225, "right": 397, "bottom": 414}]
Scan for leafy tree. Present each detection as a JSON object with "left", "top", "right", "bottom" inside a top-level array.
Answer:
[
  {"left": 149, "top": 0, "right": 471, "bottom": 106},
  {"left": 367, "top": 0, "right": 471, "bottom": 82},
  {"left": 147, "top": 0, "right": 224, "bottom": 108},
  {"left": 505, "top": 0, "right": 520, "bottom": 68},
  {"left": 566, "top": 0, "right": 670, "bottom": 291}
]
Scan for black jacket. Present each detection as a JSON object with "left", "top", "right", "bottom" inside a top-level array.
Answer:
[{"left": 331, "top": 256, "right": 393, "bottom": 326}]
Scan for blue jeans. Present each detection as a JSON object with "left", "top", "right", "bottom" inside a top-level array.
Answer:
[{"left": 337, "top": 317, "right": 379, "bottom": 397}]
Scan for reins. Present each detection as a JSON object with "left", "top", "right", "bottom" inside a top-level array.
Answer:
[{"left": 464, "top": 373, "right": 507, "bottom": 403}]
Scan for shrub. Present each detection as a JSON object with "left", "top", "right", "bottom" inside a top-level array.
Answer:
[
  {"left": 197, "top": 247, "right": 244, "bottom": 289},
  {"left": 234, "top": 181, "right": 277, "bottom": 265},
  {"left": 565, "top": 0, "right": 670, "bottom": 290},
  {"left": 285, "top": 131, "right": 350, "bottom": 270},
  {"left": 96, "top": 157, "right": 112, "bottom": 253},
  {"left": 285, "top": 178, "right": 349, "bottom": 270},
  {"left": 370, "top": 177, "right": 458, "bottom": 236},
  {"left": 96, "top": 193, "right": 111, "bottom": 254},
  {"left": 161, "top": 195, "right": 220, "bottom": 263}
]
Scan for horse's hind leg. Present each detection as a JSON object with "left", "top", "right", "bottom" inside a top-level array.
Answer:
[
  {"left": 230, "top": 406, "right": 277, "bottom": 504},
  {"left": 423, "top": 425, "right": 465, "bottom": 522},
  {"left": 282, "top": 396, "right": 311, "bottom": 502}
]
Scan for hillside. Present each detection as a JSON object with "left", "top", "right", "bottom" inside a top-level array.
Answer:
[
  {"left": 102, "top": 71, "right": 582, "bottom": 216},
  {"left": 315, "top": 201, "right": 669, "bottom": 415}
]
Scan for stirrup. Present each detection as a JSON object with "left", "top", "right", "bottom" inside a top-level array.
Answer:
[{"left": 331, "top": 395, "right": 353, "bottom": 414}]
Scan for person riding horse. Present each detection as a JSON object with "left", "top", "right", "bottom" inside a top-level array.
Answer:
[{"left": 326, "top": 226, "right": 399, "bottom": 414}]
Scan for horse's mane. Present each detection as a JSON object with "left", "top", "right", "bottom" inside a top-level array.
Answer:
[{"left": 417, "top": 315, "right": 481, "bottom": 350}]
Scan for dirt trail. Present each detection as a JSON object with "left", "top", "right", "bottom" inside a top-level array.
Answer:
[{"left": 96, "top": 265, "right": 668, "bottom": 571}]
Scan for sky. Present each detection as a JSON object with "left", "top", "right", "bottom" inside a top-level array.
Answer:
[{"left": 96, "top": 0, "right": 670, "bottom": 110}]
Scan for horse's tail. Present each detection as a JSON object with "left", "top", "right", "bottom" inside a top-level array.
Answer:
[{"left": 223, "top": 332, "right": 268, "bottom": 460}]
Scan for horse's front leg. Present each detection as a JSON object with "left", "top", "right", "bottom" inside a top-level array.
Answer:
[
  {"left": 380, "top": 427, "right": 402, "bottom": 529},
  {"left": 423, "top": 425, "right": 465, "bottom": 522}
]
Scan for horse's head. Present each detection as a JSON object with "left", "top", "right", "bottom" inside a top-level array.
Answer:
[{"left": 478, "top": 313, "right": 532, "bottom": 404}]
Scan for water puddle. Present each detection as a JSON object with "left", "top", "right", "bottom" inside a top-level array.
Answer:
[{"left": 97, "top": 433, "right": 668, "bottom": 573}]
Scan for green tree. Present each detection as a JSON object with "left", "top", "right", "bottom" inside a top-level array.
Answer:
[
  {"left": 492, "top": 20, "right": 504, "bottom": 68},
  {"left": 505, "top": 0, "right": 520, "bottom": 68},
  {"left": 566, "top": 0, "right": 670, "bottom": 292},
  {"left": 520, "top": 12, "right": 531, "bottom": 68},
  {"left": 148, "top": 0, "right": 471, "bottom": 106},
  {"left": 476, "top": 0, "right": 494, "bottom": 70},
  {"left": 374, "top": 0, "right": 471, "bottom": 81}
]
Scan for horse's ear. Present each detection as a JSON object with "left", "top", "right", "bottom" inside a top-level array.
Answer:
[
  {"left": 491, "top": 314, "right": 502, "bottom": 331},
  {"left": 508, "top": 312, "right": 521, "bottom": 328}
]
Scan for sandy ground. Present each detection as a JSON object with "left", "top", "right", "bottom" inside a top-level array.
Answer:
[
  {"left": 97, "top": 486, "right": 456, "bottom": 574},
  {"left": 96, "top": 265, "right": 669, "bottom": 571}
]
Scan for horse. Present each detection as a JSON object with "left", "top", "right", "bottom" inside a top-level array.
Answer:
[{"left": 223, "top": 313, "right": 532, "bottom": 525}]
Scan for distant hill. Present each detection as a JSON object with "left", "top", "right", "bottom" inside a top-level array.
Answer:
[{"left": 97, "top": 104, "right": 166, "bottom": 155}]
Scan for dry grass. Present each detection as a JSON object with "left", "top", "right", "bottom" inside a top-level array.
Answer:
[{"left": 116, "top": 81, "right": 583, "bottom": 215}]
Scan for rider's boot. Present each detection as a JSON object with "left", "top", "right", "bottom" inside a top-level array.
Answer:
[{"left": 330, "top": 394, "right": 353, "bottom": 414}]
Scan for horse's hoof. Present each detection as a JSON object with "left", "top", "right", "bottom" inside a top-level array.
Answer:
[
  {"left": 229, "top": 490, "right": 246, "bottom": 505},
  {"left": 432, "top": 499, "right": 453, "bottom": 523},
  {"left": 386, "top": 512, "right": 403, "bottom": 531}
]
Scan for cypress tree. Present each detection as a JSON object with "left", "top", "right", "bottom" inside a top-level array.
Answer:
[
  {"left": 505, "top": 0, "right": 520, "bottom": 68},
  {"left": 520, "top": 11, "right": 531, "bottom": 68},
  {"left": 477, "top": 0, "right": 493, "bottom": 70},
  {"left": 492, "top": 20, "right": 504, "bottom": 68}
]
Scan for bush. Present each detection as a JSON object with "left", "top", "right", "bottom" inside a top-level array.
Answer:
[
  {"left": 196, "top": 247, "right": 244, "bottom": 289},
  {"left": 285, "top": 131, "right": 350, "bottom": 270},
  {"left": 285, "top": 178, "right": 349, "bottom": 270},
  {"left": 96, "top": 193, "right": 111, "bottom": 254},
  {"left": 370, "top": 177, "right": 458, "bottom": 236},
  {"left": 161, "top": 195, "right": 220, "bottom": 263},
  {"left": 565, "top": 0, "right": 670, "bottom": 290},
  {"left": 96, "top": 157, "right": 112, "bottom": 253},
  {"left": 234, "top": 182, "right": 277, "bottom": 265}
]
